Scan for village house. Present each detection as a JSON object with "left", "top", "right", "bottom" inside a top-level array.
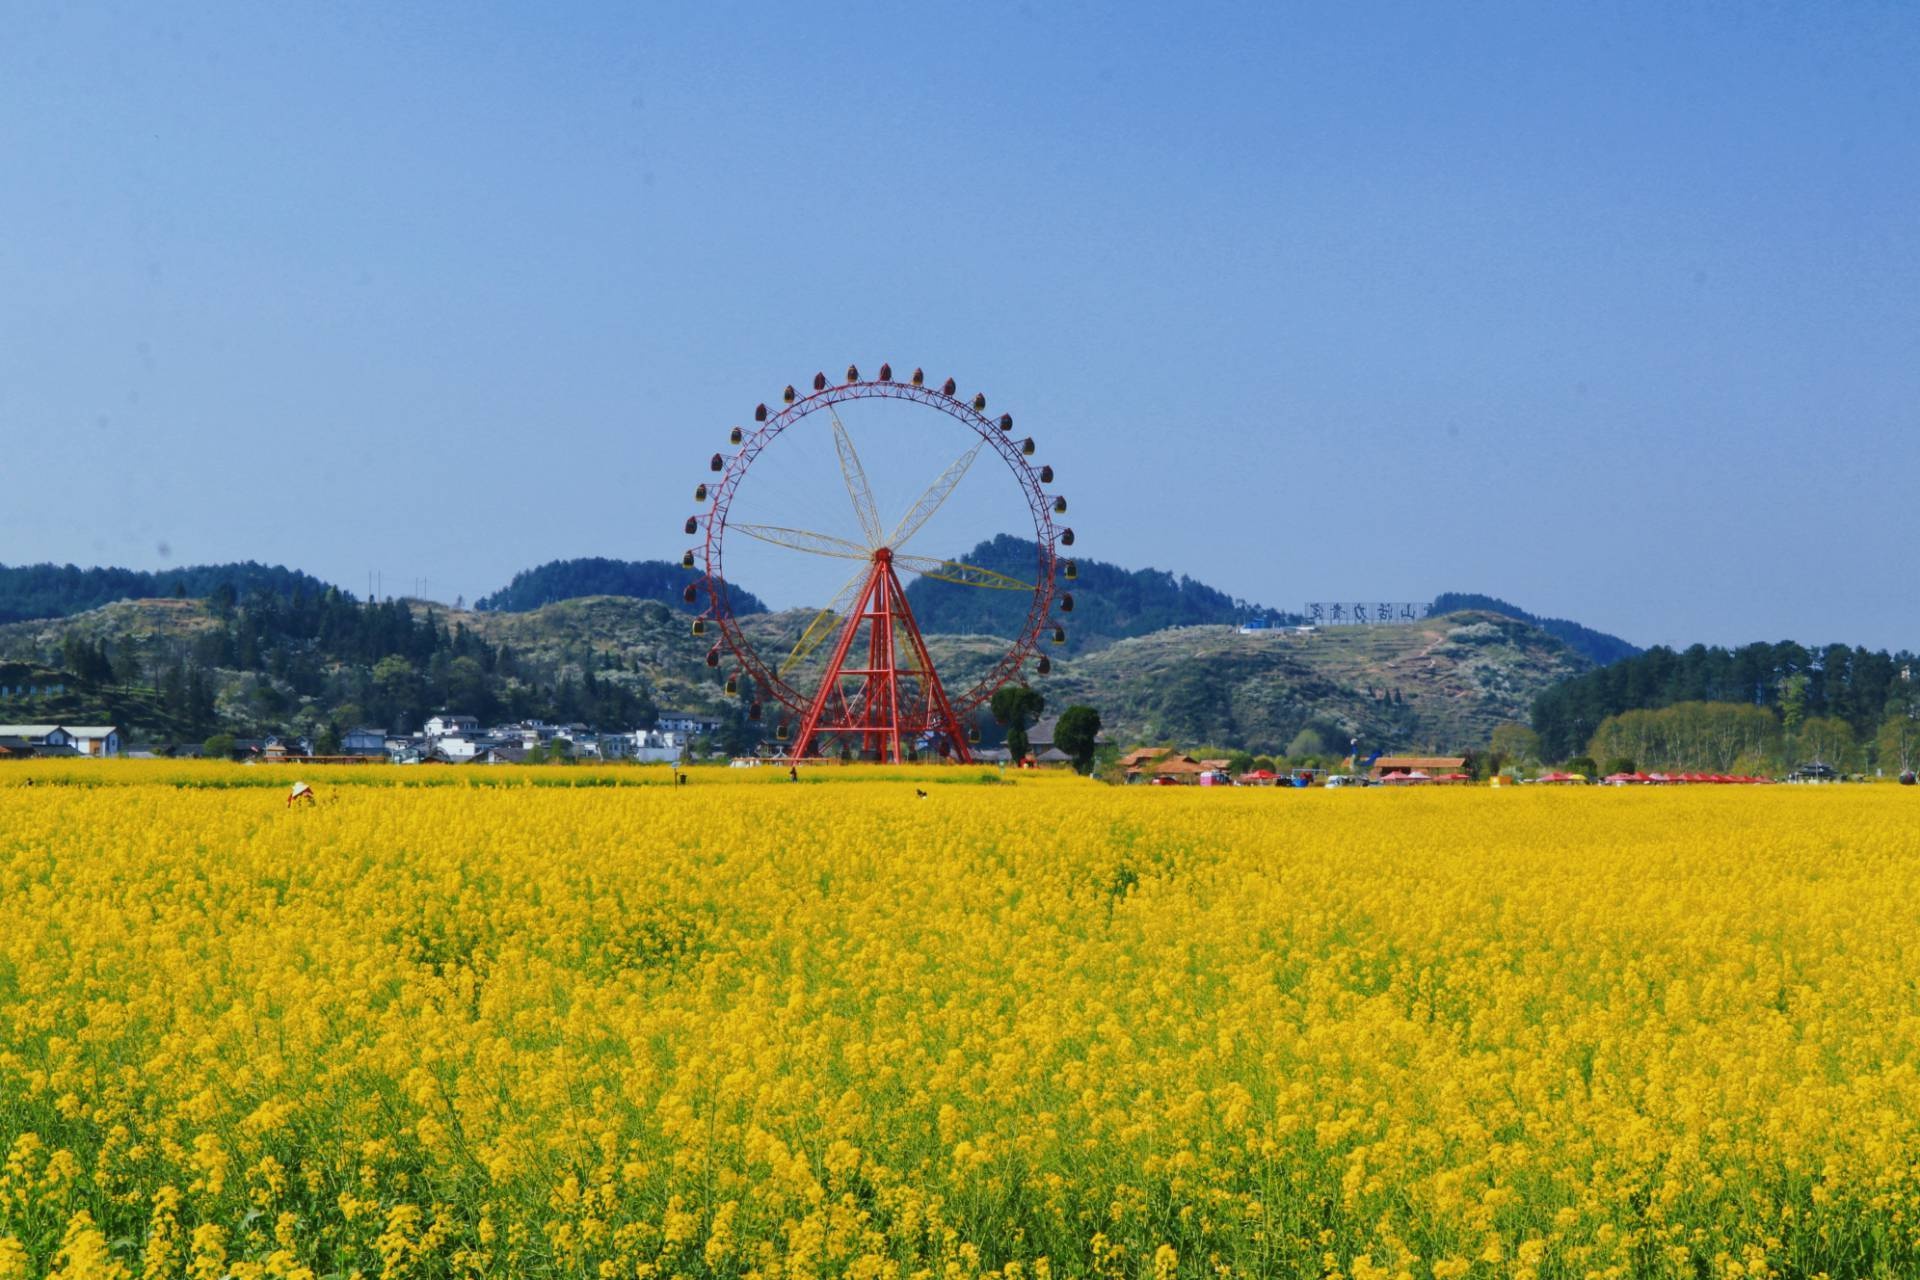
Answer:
[
  {"left": 1117, "top": 746, "right": 1172, "bottom": 771},
  {"left": 657, "top": 712, "right": 724, "bottom": 738},
  {"left": 340, "top": 726, "right": 388, "bottom": 756},
  {"left": 0, "top": 725, "right": 76, "bottom": 752},
  {"left": 628, "top": 729, "right": 687, "bottom": 763},
  {"left": 0, "top": 724, "right": 121, "bottom": 757},
  {"left": 429, "top": 733, "right": 488, "bottom": 762},
  {"left": 1148, "top": 755, "right": 1207, "bottom": 784},
  {"left": 1367, "top": 755, "right": 1467, "bottom": 781},
  {"left": 423, "top": 713, "right": 482, "bottom": 740}
]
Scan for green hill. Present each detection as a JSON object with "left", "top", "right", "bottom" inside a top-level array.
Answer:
[
  {"left": 1429, "top": 592, "right": 1639, "bottom": 667},
  {"left": 1043, "top": 611, "right": 1588, "bottom": 755},
  {"left": 903, "top": 534, "right": 1293, "bottom": 651},
  {"left": 0, "top": 561, "right": 338, "bottom": 625},
  {"left": 476, "top": 557, "right": 767, "bottom": 615},
  {"left": 0, "top": 590, "right": 1584, "bottom": 757}
]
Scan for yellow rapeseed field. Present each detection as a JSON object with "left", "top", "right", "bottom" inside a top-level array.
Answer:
[{"left": 2, "top": 763, "right": 1918, "bottom": 1279}]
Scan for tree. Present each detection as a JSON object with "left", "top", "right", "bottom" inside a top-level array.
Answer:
[
  {"left": 991, "top": 685, "right": 1046, "bottom": 763},
  {"left": 1874, "top": 671, "right": 1919, "bottom": 775},
  {"left": 202, "top": 733, "right": 235, "bottom": 760},
  {"left": 1876, "top": 712, "right": 1917, "bottom": 776},
  {"left": 1053, "top": 705, "right": 1103, "bottom": 775},
  {"left": 1586, "top": 702, "right": 1783, "bottom": 773},
  {"left": 1601, "top": 756, "right": 1637, "bottom": 778},
  {"left": 371, "top": 655, "right": 424, "bottom": 728},
  {"left": 1489, "top": 722, "right": 1541, "bottom": 765},
  {"left": 1225, "top": 749, "right": 1255, "bottom": 776},
  {"left": 1797, "top": 715, "right": 1856, "bottom": 772},
  {"left": 314, "top": 722, "right": 342, "bottom": 756},
  {"left": 1779, "top": 673, "right": 1810, "bottom": 735},
  {"left": 1285, "top": 728, "right": 1328, "bottom": 760}
]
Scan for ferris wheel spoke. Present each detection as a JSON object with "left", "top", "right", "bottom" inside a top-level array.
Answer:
[
  {"left": 885, "top": 440, "right": 984, "bottom": 551},
  {"left": 829, "top": 409, "right": 885, "bottom": 550},
  {"left": 779, "top": 565, "right": 870, "bottom": 678},
  {"left": 893, "top": 554, "right": 1033, "bottom": 592},
  {"left": 731, "top": 523, "right": 871, "bottom": 561}
]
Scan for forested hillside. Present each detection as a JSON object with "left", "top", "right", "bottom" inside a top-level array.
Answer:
[
  {"left": 1429, "top": 592, "right": 1639, "bottom": 667},
  {"left": 903, "top": 534, "right": 1294, "bottom": 650},
  {"left": 1043, "top": 610, "right": 1586, "bottom": 754},
  {"left": 1531, "top": 641, "right": 1918, "bottom": 760},
  {"left": 0, "top": 562, "right": 336, "bottom": 624},
  {"left": 0, "top": 589, "right": 657, "bottom": 745},
  {"left": 476, "top": 557, "right": 767, "bottom": 614}
]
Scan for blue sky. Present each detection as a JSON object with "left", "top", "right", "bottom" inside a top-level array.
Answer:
[{"left": 2, "top": 2, "right": 1915, "bottom": 649}]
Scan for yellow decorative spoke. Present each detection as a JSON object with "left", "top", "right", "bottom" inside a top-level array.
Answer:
[
  {"left": 893, "top": 554, "right": 1032, "bottom": 591},
  {"left": 830, "top": 410, "right": 885, "bottom": 550},
  {"left": 780, "top": 565, "right": 869, "bottom": 677},
  {"left": 731, "top": 524, "right": 871, "bottom": 561},
  {"left": 885, "top": 440, "right": 983, "bottom": 551}
]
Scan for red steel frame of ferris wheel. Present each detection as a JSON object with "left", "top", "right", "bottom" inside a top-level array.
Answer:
[
  {"left": 886, "top": 560, "right": 973, "bottom": 763},
  {"left": 790, "top": 560, "right": 884, "bottom": 762},
  {"left": 789, "top": 557, "right": 973, "bottom": 764}
]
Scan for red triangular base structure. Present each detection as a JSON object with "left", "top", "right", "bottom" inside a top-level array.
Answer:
[{"left": 789, "top": 548, "right": 973, "bottom": 763}]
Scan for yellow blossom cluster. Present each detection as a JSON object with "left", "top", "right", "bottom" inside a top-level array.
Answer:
[{"left": 2, "top": 763, "right": 1918, "bottom": 1278}]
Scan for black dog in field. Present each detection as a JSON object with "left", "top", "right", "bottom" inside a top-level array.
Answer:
[{"left": 914, "top": 788, "right": 928, "bottom": 799}]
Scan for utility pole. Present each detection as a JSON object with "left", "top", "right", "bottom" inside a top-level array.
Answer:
[{"left": 1901, "top": 666, "right": 1916, "bottom": 782}]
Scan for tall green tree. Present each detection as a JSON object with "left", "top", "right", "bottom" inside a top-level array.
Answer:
[
  {"left": 1489, "top": 722, "right": 1541, "bottom": 764},
  {"left": 1053, "top": 705, "right": 1103, "bottom": 775},
  {"left": 991, "top": 685, "right": 1046, "bottom": 763},
  {"left": 1796, "top": 715, "right": 1856, "bottom": 771}
]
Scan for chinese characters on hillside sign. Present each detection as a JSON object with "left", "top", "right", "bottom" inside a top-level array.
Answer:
[{"left": 1304, "top": 602, "right": 1429, "bottom": 625}]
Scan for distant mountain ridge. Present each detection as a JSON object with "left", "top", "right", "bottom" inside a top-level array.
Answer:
[
  {"left": 1, "top": 553, "right": 1638, "bottom": 689},
  {"left": 902, "top": 534, "right": 1298, "bottom": 650},
  {"left": 476, "top": 557, "right": 768, "bottom": 615},
  {"left": 0, "top": 561, "right": 338, "bottom": 625},
  {"left": 1428, "top": 592, "right": 1639, "bottom": 667}
]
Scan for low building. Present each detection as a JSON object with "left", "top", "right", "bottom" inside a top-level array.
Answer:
[
  {"left": 63, "top": 726, "right": 122, "bottom": 757},
  {"left": 431, "top": 734, "right": 490, "bottom": 762},
  {"left": 1149, "top": 756, "right": 1207, "bottom": 785},
  {"left": 657, "top": 712, "right": 724, "bottom": 738},
  {"left": 340, "top": 726, "right": 388, "bottom": 757},
  {"left": 628, "top": 729, "right": 686, "bottom": 763},
  {"left": 1367, "top": 755, "right": 1466, "bottom": 781},
  {"left": 424, "top": 714, "right": 481, "bottom": 740},
  {"left": 0, "top": 725, "right": 75, "bottom": 751},
  {"left": 0, "top": 724, "right": 113, "bottom": 755},
  {"left": 1117, "top": 746, "right": 1172, "bottom": 771},
  {"left": 467, "top": 745, "right": 530, "bottom": 765},
  {"left": 491, "top": 721, "right": 565, "bottom": 750}
]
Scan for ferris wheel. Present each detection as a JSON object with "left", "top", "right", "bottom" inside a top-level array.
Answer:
[{"left": 682, "top": 363, "right": 1076, "bottom": 763}]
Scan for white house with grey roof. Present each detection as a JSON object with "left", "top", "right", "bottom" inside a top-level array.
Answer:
[{"left": 0, "top": 724, "right": 121, "bottom": 756}]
